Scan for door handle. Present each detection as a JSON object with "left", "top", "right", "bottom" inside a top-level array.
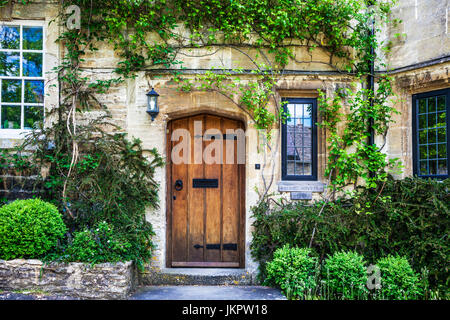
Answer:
[{"left": 174, "top": 179, "right": 183, "bottom": 191}]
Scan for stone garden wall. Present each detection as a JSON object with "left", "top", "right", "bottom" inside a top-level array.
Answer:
[{"left": 0, "top": 259, "right": 136, "bottom": 299}]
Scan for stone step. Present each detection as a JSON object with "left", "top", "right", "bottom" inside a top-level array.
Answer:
[{"left": 140, "top": 268, "right": 257, "bottom": 286}]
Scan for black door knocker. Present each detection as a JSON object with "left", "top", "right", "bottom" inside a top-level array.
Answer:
[{"left": 174, "top": 179, "right": 183, "bottom": 191}]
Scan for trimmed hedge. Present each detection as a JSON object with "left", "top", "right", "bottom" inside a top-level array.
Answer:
[
  {"left": 322, "top": 251, "right": 368, "bottom": 299},
  {"left": 376, "top": 255, "right": 423, "bottom": 300},
  {"left": 265, "top": 245, "right": 318, "bottom": 299},
  {"left": 0, "top": 199, "right": 66, "bottom": 260},
  {"left": 251, "top": 177, "right": 449, "bottom": 295}
]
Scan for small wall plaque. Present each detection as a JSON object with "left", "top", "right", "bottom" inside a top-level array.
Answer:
[{"left": 291, "top": 192, "right": 313, "bottom": 200}]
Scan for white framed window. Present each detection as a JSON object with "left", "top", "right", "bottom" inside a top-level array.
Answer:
[{"left": 0, "top": 20, "right": 45, "bottom": 138}]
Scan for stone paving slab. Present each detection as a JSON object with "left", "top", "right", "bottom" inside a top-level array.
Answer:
[{"left": 131, "top": 286, "right": 286, "bottom": 300}]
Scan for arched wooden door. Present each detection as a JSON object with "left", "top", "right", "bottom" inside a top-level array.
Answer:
[{"left": 166, "top": 114, "right": 245, "bottom": 268}]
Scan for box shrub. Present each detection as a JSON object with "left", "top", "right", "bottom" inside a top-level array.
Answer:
[
  {"left": 61, "top": 221, "right": 133, "bottom": 264},
  {"left": 265, "top": 245, "right": 318, "bottom": 299},
  {"left": 322, "top": 251, "right": 368, "bottom": 299},
  {"left": 251, "top": 177, "right": 449, "bottom": 295},
  {"left": 0, "top": 199, "right": 66, "bottom": 260},
  {"left": 375, "top": 255, "right": 423, "bottom": 300}
]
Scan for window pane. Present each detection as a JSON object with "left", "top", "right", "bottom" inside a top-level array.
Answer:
[
  {"left": 418, "top": 99, "right": 426, "bottom": 113},
  {"left": 24, "top": 80, "right": 44, "bottom": 103},
  {"left": 437, "top": 112, "right": 446, "bottom": 128},
  {"left": 419, "top": 145, "right": 428, "bottom": 159},
  {"left": 23, "top": 27, "right": 43, "bottom": 50},
  {"left": 437, "top": 96, "right": 446, "bottom": 111},
  {"left": 419, "top": 130, "right": 427, "bottom": 145},
  {"left": 428, "top": 113, "right": 437, "bottom": 128},
  {"left": 429, "top": 145, "right": 437, "bottom": 159},
  {"left": 0, "top": 52, "right": 20, "bottom": 76},
  {"left": 1, "top": 105, "right": 21, "bottom": 129},
  {"left": 419, "top": 160, "right": 428, "bottom": 175},
  {"left": 24, "top": 105, "right": 43, "bottom": 129},
  {"left": 438, "top": 144, "right": 447, "bottom": 158},
  {"left": 429, "top": 160, "right": 437, "bottom": 175},
  {"left": 23, "top": 52, "right": 43, "bottom": 77},
  {"left": 428, "top": 97, "right": 436, "bottom": 112},
  {"left": 438, "top": 127, "right": 446, "bottom": 143},
  {"left": 428, "top": 129, "right": 437, "bottom": 143},
  {"left": 418, "top": 114, "right": 427, "bottom": 129},
  {"left": 0, "top": 25, "right": 19, "bottom": 49},
  {"left": 1, "top": 79, "right": 21, "bottom": 103},
  {"left": 287, "top": 161, "right": 295, "bottom": 175},
  {"left": 438, "top": 160, "right": 447, "bottom": 175}
]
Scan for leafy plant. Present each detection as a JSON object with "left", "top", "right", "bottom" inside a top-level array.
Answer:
[
  {"left": 59, "top": 221, "right": 133, "bottom": 264},
  {"left": 251, "top": 177, "right": 449, "bottom": 295},
  {"left": 265, "top": 245, "right": 318, "bottom": 300},
  {"left": 322, "top": 251, "right": 368, "bottom": 300},
  {"left": 0, "top": 199, "right": 66, "bottom": 260},
  {"left": 375, "top": 255, "right": 423, "bottom": 300}
]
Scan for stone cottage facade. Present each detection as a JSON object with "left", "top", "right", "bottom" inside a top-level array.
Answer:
[{"left": 0, "top": 0, "right": 449, "bottom": 278}]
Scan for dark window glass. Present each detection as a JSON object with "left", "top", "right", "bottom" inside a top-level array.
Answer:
[
  {"left": 282, "top": 98, "right": 317, "bottom": 181},
  {"left": 413, "top": 89, "right": 449, "bottom": 179}
]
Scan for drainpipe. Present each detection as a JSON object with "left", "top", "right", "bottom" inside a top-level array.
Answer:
[{"left": 368, "top": 1, "right": 375, "bottom": 177}]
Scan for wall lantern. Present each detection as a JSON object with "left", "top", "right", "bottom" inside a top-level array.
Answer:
[{"left": 146, "top": 88, "right": 160, "bottom": 121}]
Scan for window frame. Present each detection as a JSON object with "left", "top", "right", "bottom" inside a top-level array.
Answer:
[
  {"left": 412, "top": 88, "right": 450, "bottom": 179},
  {"left": 0, "top": 20, "right": 45, "bottom": 139},
  {"left": 281, "top": 97, "right": 318, "bottom": 181}
]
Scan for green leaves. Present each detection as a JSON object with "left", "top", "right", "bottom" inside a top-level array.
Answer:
[
  {"left": 265, "top": 245, "right": 319, "bottom": 300},
  {"left": 0, "top": 199, "right": 66, "bottom": 260}
]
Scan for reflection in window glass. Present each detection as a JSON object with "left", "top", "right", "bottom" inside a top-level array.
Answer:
[
  {"left": 0, "top": 26, "right": 19, "bottom": 49},
  {"left": 2, "top": 79, "right": 21, "bottom": 103},
  {"left": 1, "top": 105, "right": 21, "bottom": 129},
  {"left": 415, "top": 94, "right": 447, "bottom": 177},
  {"left": 23, "top": 52, "right": 43, "bottom": 77},
  {"left": 23, "top": 27, "right": 43, "bottom": 50},
  {"left": 25, "top": 80, "right": 44, "bottom": 103},
  {"left": 0, "top": 52, "right": 20, "bottom": 76},
  {"left": 24, "top": 105, "right": 43, "bottom": 129}
]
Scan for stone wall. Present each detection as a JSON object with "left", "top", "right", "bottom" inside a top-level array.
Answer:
[{"left": 0, "top": 259, "right": 136, "bottom": 299}]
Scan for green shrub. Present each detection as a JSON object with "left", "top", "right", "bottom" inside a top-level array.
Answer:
[
  {"left": 375, "top": 255, "right": 423, "bottom": 300},
  {"left": 265, "top": 245, "right": 318, "bottom": 299},
  {"left": 251, "top": 177, "right": 449, "bottom": 295},
  {"left": 0, "top": 199, "right": 66, "bottom": 260},
  {"left": 62, "top": 221, "right": 132, "bottom": 264},
  {"left": 322, "top": 251, "right": 368, "bottom": 299}
]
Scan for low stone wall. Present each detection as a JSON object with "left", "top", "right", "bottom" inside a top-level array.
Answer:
[{"left": 0, "top": 259, "right": 136, "bottom": 299}]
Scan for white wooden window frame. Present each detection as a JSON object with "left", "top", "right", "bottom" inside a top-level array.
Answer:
[{"left": 0, "top": 20, "right": 45, "bottom": 139}]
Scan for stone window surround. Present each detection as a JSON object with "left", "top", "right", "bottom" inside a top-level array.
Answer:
[{"left": 0, "top": 19, "right": 45, "bottom": 140}]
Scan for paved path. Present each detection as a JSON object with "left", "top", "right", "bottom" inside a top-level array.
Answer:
[{"left": 131, "top": 286, "right": 286, "bottom": 300}]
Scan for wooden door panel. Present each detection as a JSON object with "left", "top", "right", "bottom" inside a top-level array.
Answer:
[
  {"left": 171, "top": 118, "right": 189, "bottom": 262},
  {"left": 169, "top": 114, "right": 244, "bottom": 267},
  {"left": 204, "top": 115, "right": 222, "bottom": 262},
  {"left": 187, "top": 115, "right": 205, "bottom": 262},
  {"left": 222, "top": 118, "right": 239, "bottom": 263}
]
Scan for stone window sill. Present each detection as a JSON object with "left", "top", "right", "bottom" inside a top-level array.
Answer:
[{"left": 277, "top": 180, "right": 325, "bottom": 193}]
